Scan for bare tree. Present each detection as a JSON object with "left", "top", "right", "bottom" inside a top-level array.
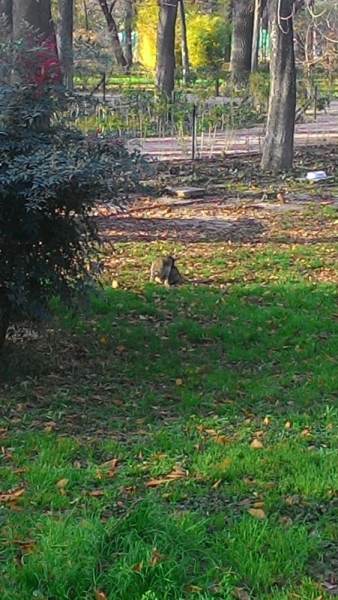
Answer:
[
  {"left": 97, "top": 0, "right": 127, "bottom": 69},
  {"left": 57, "top": 0, "right": 74, "bottom": 89},
  {"left": 156, "top": 0, "right": 179, "bottom": 97},
  {"left": 261, "top": 0, "right": 296, "bottom": 171}
]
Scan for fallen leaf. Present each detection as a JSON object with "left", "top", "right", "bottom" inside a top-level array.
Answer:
[
  {"left": 116, "top": 345, "right": 126, "bottom": 352},
  {"left": 149, "top": 547, "right": 166, "bottom": 566},
  {"left": 0, "top": 488, "right": 25, "bottom": 503},
  {"left": 184, "top": 585, "right": 203, "bottom": 593},
  {"left": 263, "top": 416, "right": 270, "bottom": 426},
  {"left": 212, "top": 479, "right": 222, "bottom": 490},
  {"left": 86, "top": 490, "right": 105, "bottom": 498},
  {"left": 132, "top": 562, "right": 143, "bottom": 572},
  {"left": 279, "top": 516, "right": 293, "bottom": 528},
  {"left": 94, "top": 591, "right": 108, "bottom": 600},
  {"left": 215, "top": 458, "right": 232, "bottom": 470},
  {"left": 253, "top": 501, "right": 265, "bottom": 508},
  {"left": 285, "top": 421, "right": 292, "bottom": 429},
  {"left": 98, "top": 458, "right": 119, "bottom": 470},
  {"left": 56, "top": 478, "right": 69, "bottom": 489},
  {"left": 100, "top": 337, "right": 108, "bottom": 345},
  {"left": 250, "top": 439, "right": 264, "bottom": 449},
  {"left": 175, "top": 378, "right": 183, "bottom": 386},
  {"left": 111, "top": 280, "right": 119, "bottom": 289},
  {"left": 232, "top": 587, "right": 251, "bottom": 600},
  {"left": 247, "top": 508, "right": 267, "bottom": 520}
]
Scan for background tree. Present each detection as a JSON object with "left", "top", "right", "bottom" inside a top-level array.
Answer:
[
  {"left": 230, "top": 0, "right": 254, "bottom": 81},
  {"left": 57, "top": 0, "right": 74, "bottom": 89},
  {"left": 156, "top": 0, "right": 179, "bottom": 97},
  {"left": 97, "top": 0, "right": 127, "bottom": 69},
  {"left": 261, "top": 0, "right": 296, "bottom": 171}
]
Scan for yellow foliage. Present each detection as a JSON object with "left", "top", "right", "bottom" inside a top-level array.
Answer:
[{"left": 135, "top": 1, "right": 230, "bottom": 73}]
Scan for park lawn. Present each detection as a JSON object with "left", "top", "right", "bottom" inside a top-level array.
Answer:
[{"left": 1, "top": 196, "right": 338, "bottom": 600}]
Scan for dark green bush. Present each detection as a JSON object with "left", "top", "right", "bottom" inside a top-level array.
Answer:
[{"left": 0, "top": 76, "right": 148, "bottom": 348}]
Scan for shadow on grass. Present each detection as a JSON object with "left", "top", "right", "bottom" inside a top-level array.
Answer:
[{"left": 1, "top": 280, "right": 338, "bottom": 436}]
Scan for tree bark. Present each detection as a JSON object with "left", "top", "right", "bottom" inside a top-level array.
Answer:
[
  {"left": 12, "top": 0, "right": 60, "bottom": 85},
  {"left": 97, "top": 0, "right": 127, "bottom": 69},
  {"left": 260, "top": 0, "right": 296, "bottom": 171},
  {"left": 124, "top": 0, "right": 133, "bottom": 70},
  {"left": 156, "top": 0, "right": 179, "bottom": 97},
  {"left": 0, "top": 0, "right": 12, "bottom": 34},
  {"left": 57, "top": 0, "right": 73, "bottom": 89},
  {"left": 13, "top": 0, "right": 55, "bottom": 40},
  {"left": 251, "top": 0, "right": 261, "bottom": 73},
  {"left": 179, "top": 0, "right": 189, "bottom": 85},
  {"left": 230, "top": 0, "right": 254, "bottom": 81}
]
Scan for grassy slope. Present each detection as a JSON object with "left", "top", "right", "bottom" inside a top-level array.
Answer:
[{"left": 1, "top": 158, "right": 338, "bottom": 600}]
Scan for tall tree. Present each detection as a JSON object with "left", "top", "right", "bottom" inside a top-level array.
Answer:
[
  {"left": 13, "top": 0, "right": 55, "bottom": 40},
  {"left": 97, "top": 0, "right": 127, "bottom": 69},
  {"left": 260, "top": 0, "right": 296, "bottom": 171},
  {"left": 156, "top": 0, "right": 179, "bottom": 97},
  {"left": 57, "top": 0, "right": 74, "bottom": 89},
  {"left": 179, "top": 0, "right": 189, "bottom": 85},
  {"left": 230, "top": 0, "right": 254, "bottom": 80}
]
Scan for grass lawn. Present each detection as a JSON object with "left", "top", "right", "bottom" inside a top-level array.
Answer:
[{"left": 1, "top": 154, "right": 338, "bottom": 600}]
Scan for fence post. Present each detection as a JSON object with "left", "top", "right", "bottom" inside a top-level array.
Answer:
[
  {"left": 102, "top": 72, "right": 106, "bottom": 103},
  {"left": 192, "top": 104, "right": 197, "bottom": 160},
  {"left": 313, "top": 84, "right": 317, "bottom": 121}
]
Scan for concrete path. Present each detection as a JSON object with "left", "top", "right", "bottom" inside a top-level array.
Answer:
[{"left": 126, "top": 100, "right": 338, "bottom": 160}]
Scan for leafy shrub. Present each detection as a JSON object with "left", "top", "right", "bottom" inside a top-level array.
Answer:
[
  {"left": 0, "top": 69, "right": 148, "bottom": 348},
  {"left": 135, "top": 1, "right": 230, "bottom": 73}
]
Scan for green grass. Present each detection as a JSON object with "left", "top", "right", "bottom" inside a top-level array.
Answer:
[{"left": 1, "top": 200, "right": 338, "bottom": 599}]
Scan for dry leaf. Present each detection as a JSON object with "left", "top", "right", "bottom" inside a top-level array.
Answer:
[
  {"left": 98, "top": 458, "right": 119, "bottom": 470},
  {"left": 175, "top": 378, "right": 183, "bottom": 386},
  {"left": 263, "top": 416, "right": 270, "bottom": 426},
  {"left": 56, "top": 478, "right": 69, "bottom": 489},
  {"left": 86, "top": 490, "right": 105, "bottom": 498},
  {"left": 247, "top": 508, "right": 267, "bottom": 520},
  {"left": 253, "top": 501, "right": 265, "bottom": 508},
  {"left": 279, "top": 516, "right": 293, "bottom": 528},
  {"left": 149, "top": 547, "right": 166, "bottom": 567},
  {"left": 0, "top": 488, "right": 25, "bottom": 503},
  {"left": 111, "top": 280, "right": 119, "bottom": 289},
  {"left": 250, "top": 439, "right": 264, "bottom": 449},
  {"left": 285, "top": 421, "right": 292, "bottom": 429},
  {"left": 212, "top": 479, "right": 222, "bottom": 490},
  {"left": 116, "top": 345, "right": 126, "bottom": 352},
  {"left": 215, "top": 458, "right": 232, "bottom": 470},
  {"left": 232, "top": 587, "right": 251, "bottom": 600},
  {"left": 73, "top": 460, "right": 82, "bottom": 468},
  {"left": 100, "top": 337, "right": 108, "bottom": 345},
  {"left": 94, "top": 590, "right": 108, "bottom": 600},
  {"left": 132, "top": 562, "right": 143, "bottom": 572},
  {"left": 184, "top": 585, "right": 203, "bottom": 592}
]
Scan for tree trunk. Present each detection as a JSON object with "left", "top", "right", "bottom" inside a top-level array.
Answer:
[
  {"left": 260, "top": 0, "right": 296, "bottom": 172},
  {"left": 57, "top": 0, "right": 73, "bottom": 89},
  {"left": 230, "top": 0, "right": 254, "bottom": 81},
  {"left": 97, "top": 0, "right": 127, "bottom": 69},
  {"left": 12, "top": 0, "right": 60, "bottom": 85},
  {"left": 124, "top": 0, "right": 133, "bottom": 70},
  {"left": 13, "top": 0, "right": 55, "bottom": 40},
  {"left": 251, "top": 0, "right": 261, "bottom": 73},
  {"left": 0, "top": 0, "right": 12, "bottom": 34},
  {"left": 156, "top": 0, "right": 179, "bottom": 97},
  {"left": 179, "top": 0, "right": 189, "bottom": 85}
]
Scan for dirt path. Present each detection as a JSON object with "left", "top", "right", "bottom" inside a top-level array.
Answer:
[{"left": 127, "top": 100, "right": 338, "bottom": 160}]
